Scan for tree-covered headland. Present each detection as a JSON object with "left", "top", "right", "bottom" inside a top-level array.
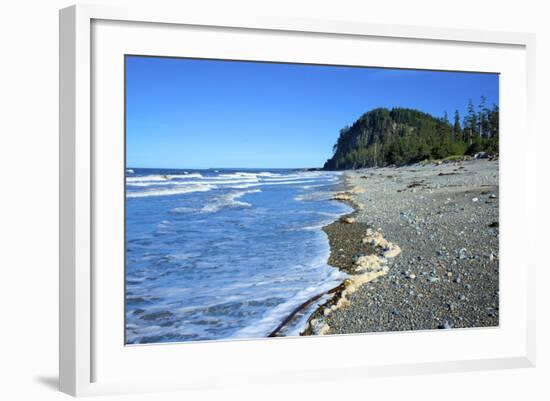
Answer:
[{"left": 323, "top": 97, "right": 498, "bottom": 170}]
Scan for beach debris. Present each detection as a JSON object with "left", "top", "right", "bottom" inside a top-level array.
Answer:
[
  {"left": 323, "top": 296, "right": 352, "bottom": 317},
  {"left": 407, "top": 180, "right": 424, "bottom": 189},
  {"left": 332, "top": 192, "right": 353, "bottom": 201},
  {"left": 363, "top": 228, "right": 389, "bottom": 248},
  {"left": 362, "top": 228, "right": 402, "bottom": 258},
  {"left": 312, "top": 250, "right": 391, "bottom": 329},
  {"left": 335, "top": 297, "right": 351, "bottom": 309},
  {"left": 383, "top": 245, "right": 402, "bottom": 258},
  {"left": 472, "top": 197, "right": 479, "bottom": 202},
  {"left": 343, "top": 270, "right": 387, "bottom": 298},
  {"left": 318, "top": 324, "right": 330, "bottom": 335},
  {"left": 349, "top": 186, "right": 366, "bottom": 194},
  {"left": 308, "top": 319, "right": 331, "bottom": 335},
  {"left": 473, "top": 151, "right": 488, "bottom": 159},
  {"left": 340, "top": 216, "right": 356, "bottom": 224},
  {"left": 325, "top": 240, "right": 394, "bottom": 313},
  {"left": 354, "top": 254, "right": 382, "bottom": 271},
  {"left": 306, "top": 225, "right": 403, "bottom": 336}
]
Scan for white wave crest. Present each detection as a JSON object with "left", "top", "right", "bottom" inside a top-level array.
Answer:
[
  {"left": 126, "top": 184, "right": 215, "bottom": 198},
  {"left": 216, "top": 171, "right": 281, "bottom": 179},
  {"left": 229, "top": 179, "right": 322, "bottom": 189},
  {"left": 126, "top": 175, "right": 170, "bottom": 182},
  {"left": 201, "top": 189, "right": 261, "bottom": 213},
  {"left": 256, "top": 172, "right": 282, "bottom": 177},
  {"left": 170, "top": 206, "right": 197, "bottom": 214},
  {"left": 127, "top": 178, "right": 259, "bottom": 187},
  {"left": 126, "top": 173, "right": 203, "bottom": 183},
  {"left": 169, "top": 173, "right": 203, "bottom": 179}
]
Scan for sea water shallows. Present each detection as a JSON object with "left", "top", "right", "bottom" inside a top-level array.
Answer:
[{"left": 125, "top": 168, "right": 351, "bottom": 344}]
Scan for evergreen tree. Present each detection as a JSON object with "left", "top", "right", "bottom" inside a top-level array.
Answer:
[
  {"left": 488, "top": 104, "right": 499, "bottom": 138},
  {"left": 465, "top": 99, "right": 477, "bottom": 144},
  {"left": 478, "top": 95, "right": 489, "bottom": 138},
  {"left": 324, "top": 99, "right": 499, "bottom": 170},
  {"left": 453, "top": 110, "right": 461, "bottom": 140}
]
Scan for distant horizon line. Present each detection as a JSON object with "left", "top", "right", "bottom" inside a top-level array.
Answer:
[{"left": 126, "top": 166, "right": 323, "bottom": 170}]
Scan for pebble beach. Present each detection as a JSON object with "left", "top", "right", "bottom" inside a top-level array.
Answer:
[{"left": 303, "top": 158, "right": 499, "bottom": 335}]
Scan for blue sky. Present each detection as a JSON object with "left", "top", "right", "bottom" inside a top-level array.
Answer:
[{"left": 126, "top": 56, "right": 499, "bottom": 169}]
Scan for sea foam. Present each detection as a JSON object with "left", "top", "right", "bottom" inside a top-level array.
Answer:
[
  {"left": 126, "top": 184, "right": 215, "bottom": 198},
  {"left": 201, "top": 189, "right": 261, "bottom": 213},
  {"left": 125, "top": 168, "right": 348, "bottom": 344}
]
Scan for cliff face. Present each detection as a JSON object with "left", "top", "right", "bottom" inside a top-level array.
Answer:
[{"left": 323, "top": 108, "right": 461, "bottom": 170}]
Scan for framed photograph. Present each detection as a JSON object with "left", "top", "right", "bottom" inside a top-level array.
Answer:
[{"left": 59, "top": 4, "right": 536, "bottom": 396}]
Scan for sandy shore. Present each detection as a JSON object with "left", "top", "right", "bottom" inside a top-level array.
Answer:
[{"left": 303, "top": 158, "right": 499, "bottom": 335}]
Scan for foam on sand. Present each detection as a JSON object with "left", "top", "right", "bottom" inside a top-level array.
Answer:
[
  {"left": 304, "top": 225, "right": 401, "bottom": 336},
  {"left": 363, "top": 228, "right": 402, "bottom": 258}
]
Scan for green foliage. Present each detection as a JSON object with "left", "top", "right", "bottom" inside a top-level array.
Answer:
[
  {"left": 466, "top": 136, "right": 499, "bottom": 156},
  {"left": 324, "top": 99, "right": 499, "bottom": 170},
  {"left": 442, "top": 155, "right": 468, "bottom": 162},
  {"left": 453, "top": 110, "right": 461, "bottom": 134}
]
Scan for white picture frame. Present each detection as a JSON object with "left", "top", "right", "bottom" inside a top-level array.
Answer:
[{"left": 59, "top": 3, "right": 536, "bottom": 397}]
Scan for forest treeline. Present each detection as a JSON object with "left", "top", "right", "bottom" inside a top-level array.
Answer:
[{"left": 323, "top": 97, "right": 498, "bottom": 170}]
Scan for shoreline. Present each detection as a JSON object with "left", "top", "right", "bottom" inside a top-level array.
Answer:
[
  {"left": 301, "top": 178, "right": 401, "bottom": 336},
  {"left": 269, "top": 174, "right": 387, "bottom": 337},
  {"left": 268, "top": 175, "right": 364, "bottom": 337},
  {"left": 300, "top": 158, "right": 499, "bottom": 336}
]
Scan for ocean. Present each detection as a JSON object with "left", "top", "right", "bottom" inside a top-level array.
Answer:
[{"left": 125, "top": 168, "right": 351, "bottom": 344}]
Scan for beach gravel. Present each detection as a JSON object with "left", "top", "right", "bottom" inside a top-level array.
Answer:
[{"left": 305, "top": 158, "right": 499, "bottom": 334}]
